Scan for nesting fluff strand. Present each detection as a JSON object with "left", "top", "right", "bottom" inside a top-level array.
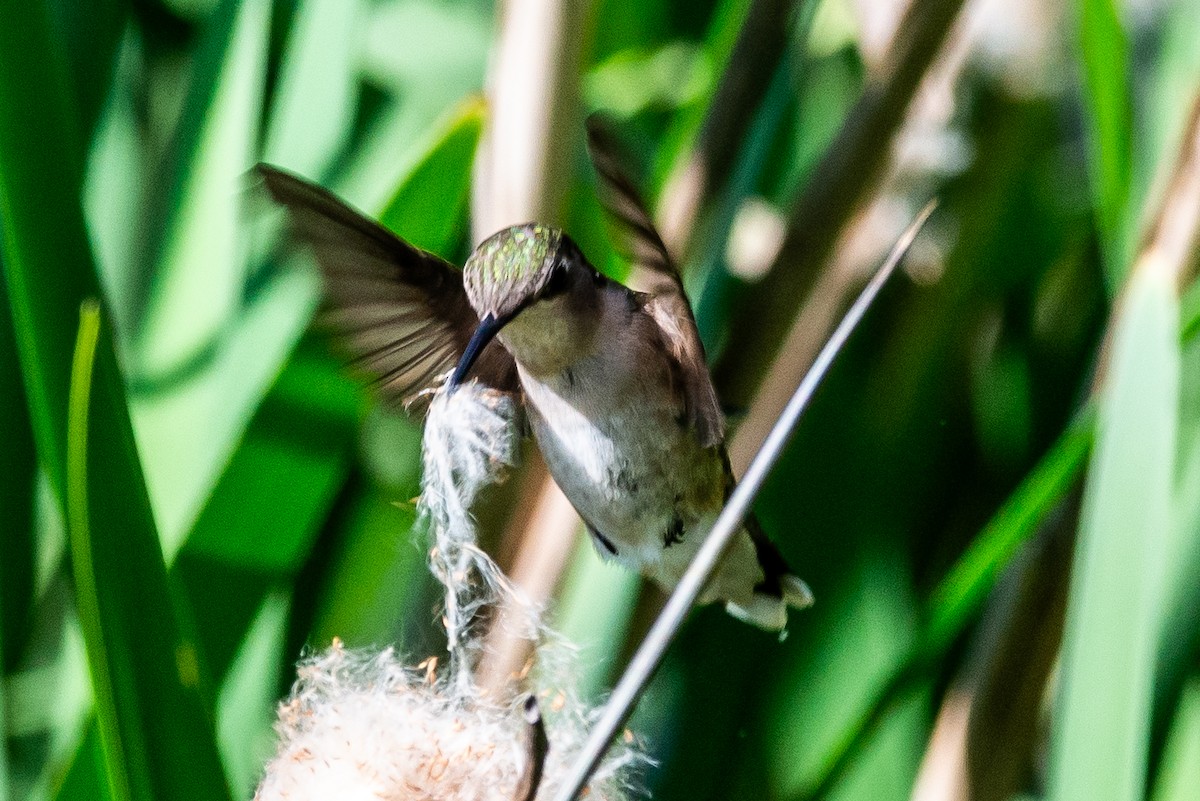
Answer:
[
  {"left": 255, "top": 381, "right": 649, "bottom": 801},
  {"left": 419, "top": 383, "right": 527, "bottom": 681}
]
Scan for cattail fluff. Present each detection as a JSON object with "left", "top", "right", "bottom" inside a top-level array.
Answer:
[{"left": 256, "top": 382, "right": 649, "bottom": 801}]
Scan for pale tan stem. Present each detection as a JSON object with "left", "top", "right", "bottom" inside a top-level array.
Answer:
[
  {"left": 472, "top": 0, "right": 591, "bottom": 235},
  {"left": 658, "top": 0, "right": 803, "bottom": 264},
  {"left": 472, "top": 0, "right": 593, "bottom": 692},
  {"left": 712, "top": 0, "right": 969, "bottom": 408},
  {"left": 1133, "top": 95, "right": 1200, "bottom": 291}
]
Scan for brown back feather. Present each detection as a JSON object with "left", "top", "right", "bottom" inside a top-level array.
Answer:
[{"left": 585, "top": 116, "right": 725, "bottom": 447}]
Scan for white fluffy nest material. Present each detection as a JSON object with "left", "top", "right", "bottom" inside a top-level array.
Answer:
[
  {"left": 420, "top": 383, "right": 529, "bottom": 659},
  {"left": 256, "top": 382, "right": 650, "bottom": 801},
  {"left": 254, "top": 643, "right": 646, "bottom": 801}
]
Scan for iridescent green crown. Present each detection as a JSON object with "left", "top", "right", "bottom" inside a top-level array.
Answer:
[{"left": 463, "top": 224, "right": 562, "bottom": 316}]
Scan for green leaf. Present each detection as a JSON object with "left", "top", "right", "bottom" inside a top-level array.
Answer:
[
  {"left": 170, "top": 95, "right": 485, "bottom": 789},
  {"left": 1049, "top": 268, "right": 1179, "bottom": 801},
  {"left": 925, "top": 405, "right": 1095, "bottom": 653},
  {"left": 173, "top": 338, "right": 359, "bottom": 677},
  {"left": 127, "top": 0, "right": 245, "bottom": 335},
  {"left": 66, "top": 304, "right": 134, "bottom": 801},
  {"left": 67, "top": 302, "right": 232, "bottom": 801},
  {"left": 584, "top": 42, "right": 712, "bottom": 119},
  {"left": 0, "top": 271, "right": 37, "bottom": 673},
  {"left": 650, "top": 0, "right": 757, "bottom": 186},
  {"left": 175, "top": 90, "right": 486, "bottom": 664},
  {"left": 376, "top": 96, "right": 486, "bottom": 254},
  {"left": 309, "top": 484, "right": 426, "bottom": 647},
  {"left": 1078, "top": 0, "right": 1133, "bottom": 289},
  {"left": 46, "top": 0, "right": 127, "bottom": 137},
  {"left": 0, "top": 606, "right": 8, "bottom": 801},
  {"left": 130, "top": 0, "right": 283, "bottom": 553},
  {"left": 1151, "top": 300, "right": 1200, "bottom": 768},
  {"left": 55, "top": 727, "right": 117, "bottom": 801},
  {"left": 338, "top": 2, "right": 490, "bottom": 210},
  {"left": 0, "top": 0, "right": 102, "bottom": 495},
  {"left": 1152, "top": 676, "right": 1200, "bottom": 801},
  {"left": 67, "top": 301, "right": 232, "bottom": 801},
  {"left": 262, "top": 0, "right": 361, "bottom": 177},
  {"left": 0, "top": 3, "right": 231, "bottom": 796}
]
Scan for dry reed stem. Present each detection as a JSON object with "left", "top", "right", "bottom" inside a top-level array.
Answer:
[
  {"left": 658, "top": 0, "right": 804, "bottom": 263},
  {"left": 1133, "top": 94, "right": 1200, "bottom": 291},
  {"left": 712, "top": 0, "right": 970, "bottom": 408},
  {"left": 469, "top": 0, "right": 595, "bottom": 691},
  {"left": 472, "top": 0, "right": 591, "bottom": 236},
  {"left": 1091, "top": 92, "right": 1200, "bottom": 391},
  {"left": 896, "top": 91, "right": 1200, "bottom": 801}
]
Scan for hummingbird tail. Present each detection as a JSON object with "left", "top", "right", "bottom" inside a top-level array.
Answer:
[
  {"left": 779, "top": 574, "right": 816, "bottom": 609},
  {"left": 724, "top": 575, "right": 814, "bottom": 631}
]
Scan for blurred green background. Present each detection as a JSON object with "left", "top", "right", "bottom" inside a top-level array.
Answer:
[{"left": 2, "top": 0, "right": 1200, "bottom": 799}]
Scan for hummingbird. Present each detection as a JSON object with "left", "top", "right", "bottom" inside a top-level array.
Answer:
[{"left": 255, "top": 123, "right": 813, "bottom": 631}]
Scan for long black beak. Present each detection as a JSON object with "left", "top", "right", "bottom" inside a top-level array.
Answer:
[{"left": 449, "top": 311, "right": 512, "bottom": 389}]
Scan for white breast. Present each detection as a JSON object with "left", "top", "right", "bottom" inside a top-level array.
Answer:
[{"left": 512, "top": 290, "right": 725, "bottom": 573}]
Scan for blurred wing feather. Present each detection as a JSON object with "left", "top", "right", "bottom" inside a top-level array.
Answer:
[
  {"left": 256, "top": 164, "right": 516, "bottom": 411},
  {"left": 585, "top": 117, "right": 725, "bottom": 447}
]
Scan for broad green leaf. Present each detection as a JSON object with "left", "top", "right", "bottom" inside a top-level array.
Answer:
[
  {"left": 651, "top": 0, "right": 754, "bottom": 186},
  {"left": 1078, "top": 0, "right": 1133, "bottom": 289},
  {"left": 46, "top": 0, "right": 127, "bottom": 138},
  {"left": 173, "top": 93, "right": 486, "bottom": 674},
  {"left": 86, "top": 33, "right": 154, "bottom": 340},
  {"left": 67, "top": 301, "right": 231, "bottom": 801},
  {"left": 308, "top": 100, "right": 491, "bottom": 645},
  {"left": 779, "top": 403, "right": 1093, "bottom": 800},
  {"left": 173, "top": 338, "right": 359, "bottom": 677},
  {"left": 0, "top": 607, "right": 8, "bottom": 801},
  {"left": 262, "top": 0, "right": 361, "bottom": 177},
  {"left": 55, "top": 728, "right": 116, "bottom": 801},
  {"left": 214, "top": 592, "right": 291, "bottom": 797},
  {"left": 926, "top": 405, "right": 1095, "bottom": 653},
  {"left": 336, "top": 2, "right": 490, "bottom": 210},
  {"left": 162, "top": 98, "right": 485, "bottom": 795},
  {"left": 1151, "top": 301, "right": 1200, "bottom": 767},
  {"left": 126, "top": 0, "right": 243, "bottom": 333},
  {"left": 1049, "top": 268, "right": 1179, "bottom": 801},
  {"left": 0, "top": 0, "right": 102, "bottom": 494},
  {"left": 1182, "top": 275, "right": 1200, "bottom": 340},
  {"left": 309, "top": 485, "right": 425, "bottom": 647},
  {"left": 552, "top": 539, "right": 641, "bottom": 699},
  {"left": 0, "top": 4, "right": 231, "bottom": 796},
  {"left": 584, "top": 42, "right": 712, "bottom": 119},
  {"left": 0, "top": 272, "right": 36, "bottom": 672},
  {"left": 132, "top": 0, "right": 276, "bottom": 551},
  {"left": 137, "top": 270, "right": 318, "bottom": 556},
  {"left": 766, "top": 548, "right": 920, "bottom": 799},
  {"left": 1152, "top": 676, "right": 1200, "bottom": 801},
  {"left": 377, "top": 96, "right": 486, "bottom": 253}
]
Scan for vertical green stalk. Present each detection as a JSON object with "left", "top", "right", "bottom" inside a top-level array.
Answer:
[
  {"left": 1078, "top": 0, "right": 1134, "bottom": 289},
  {"left": 67, "top": 300, "right": 133, "bottom": 801}
]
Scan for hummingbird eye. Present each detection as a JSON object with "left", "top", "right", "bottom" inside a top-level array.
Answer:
[{"left": 541, "top": 262, "right": 571, "bottom": 298}]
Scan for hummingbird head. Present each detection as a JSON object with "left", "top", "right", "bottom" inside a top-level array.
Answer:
[{"left": 453, "top": 224, "right": 601, "bottom": 385}]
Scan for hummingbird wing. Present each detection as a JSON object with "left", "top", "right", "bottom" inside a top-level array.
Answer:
[
  {"left": 585, "top": 116, "right": 726, "bottom": 447},
  {"left": 255, "top": 165, "right": 517, "bottom": 411}
]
